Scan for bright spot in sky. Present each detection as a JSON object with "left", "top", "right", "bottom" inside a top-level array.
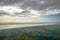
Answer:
[
  {"left": 40, "top": 0, "right": 46, "bottom": 4},
  {"left": 0, "top": 6, "right": 23, "bottom": 14}
]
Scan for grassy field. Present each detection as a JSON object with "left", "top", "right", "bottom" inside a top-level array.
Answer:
[{"left": 0, "top": 25, "right": 60, "bottom": 40}]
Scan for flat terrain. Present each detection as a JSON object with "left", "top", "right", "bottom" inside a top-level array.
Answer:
[{"left": 0, "top": 25, "right": 60, "bottom": 40}]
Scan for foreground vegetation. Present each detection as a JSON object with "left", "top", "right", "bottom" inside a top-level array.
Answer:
[
  {"left": 0, "top": 31, "right": 60, "bottom": 40},
  {"left": 0, "top": 25, "right": 60, "bottom": 40}
]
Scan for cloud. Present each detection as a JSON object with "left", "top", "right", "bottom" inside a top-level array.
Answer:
[
  {"left": 0, "top": 0, "right": 60, "bottom": 17},
  {"left": 0, "top": 0, "right": 60, "bottom": 9},
  {"left": 0, "top": 6, "right": 60, "bottom": 17}
]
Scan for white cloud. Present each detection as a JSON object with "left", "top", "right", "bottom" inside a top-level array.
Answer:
[
  {"left": 0, "top": 6, "right": 60, "bottom": 17},
  {"left": 0, "top": 6, "right": 23, "bottom": 13},
  {"left": 0, "top": 0, "right": 60, "bottom": 17}
]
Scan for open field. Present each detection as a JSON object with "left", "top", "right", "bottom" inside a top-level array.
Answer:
[{"left": 0, "top": 25, "right": 60, "bottom": 40}]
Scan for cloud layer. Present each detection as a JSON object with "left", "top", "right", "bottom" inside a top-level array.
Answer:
[{"left": 0, "top": 0, "right": 60, "bottom": 17}]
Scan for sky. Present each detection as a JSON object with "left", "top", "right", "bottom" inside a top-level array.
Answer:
[
  {"left": 0, "top": 0, "right": 60, "bottom": 29},
  {"left": 0, "top": 0, "right": 60, "bottom": 23}
]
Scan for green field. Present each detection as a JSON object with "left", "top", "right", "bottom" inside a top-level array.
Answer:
[{"left": 0, "top": 25, "right": 60, "bottom": 40}]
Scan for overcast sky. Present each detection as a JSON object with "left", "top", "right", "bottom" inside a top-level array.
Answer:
[
  {"left": 0, "top": 0, "right": 60, "bottom": 29},
  {"left": 0, "top": 0, "right": 60, "bottom": 17},
  {"left": 0, "top": 0, "right": 60, "bottom": 22}
]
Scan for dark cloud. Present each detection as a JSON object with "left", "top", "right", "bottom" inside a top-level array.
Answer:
[
  {"left": 19, "top": 0, "right": 60, "bottom": 10},
  {"left": 0, "top": 0, "right": 25, "bottom": 5},
  {"left": 0, "top": 0, "right": 60, "bottom": 10}
]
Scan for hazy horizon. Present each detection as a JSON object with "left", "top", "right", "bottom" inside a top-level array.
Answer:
[{"left": 0, "top": 0, "right": 60, "bottom": 29}]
